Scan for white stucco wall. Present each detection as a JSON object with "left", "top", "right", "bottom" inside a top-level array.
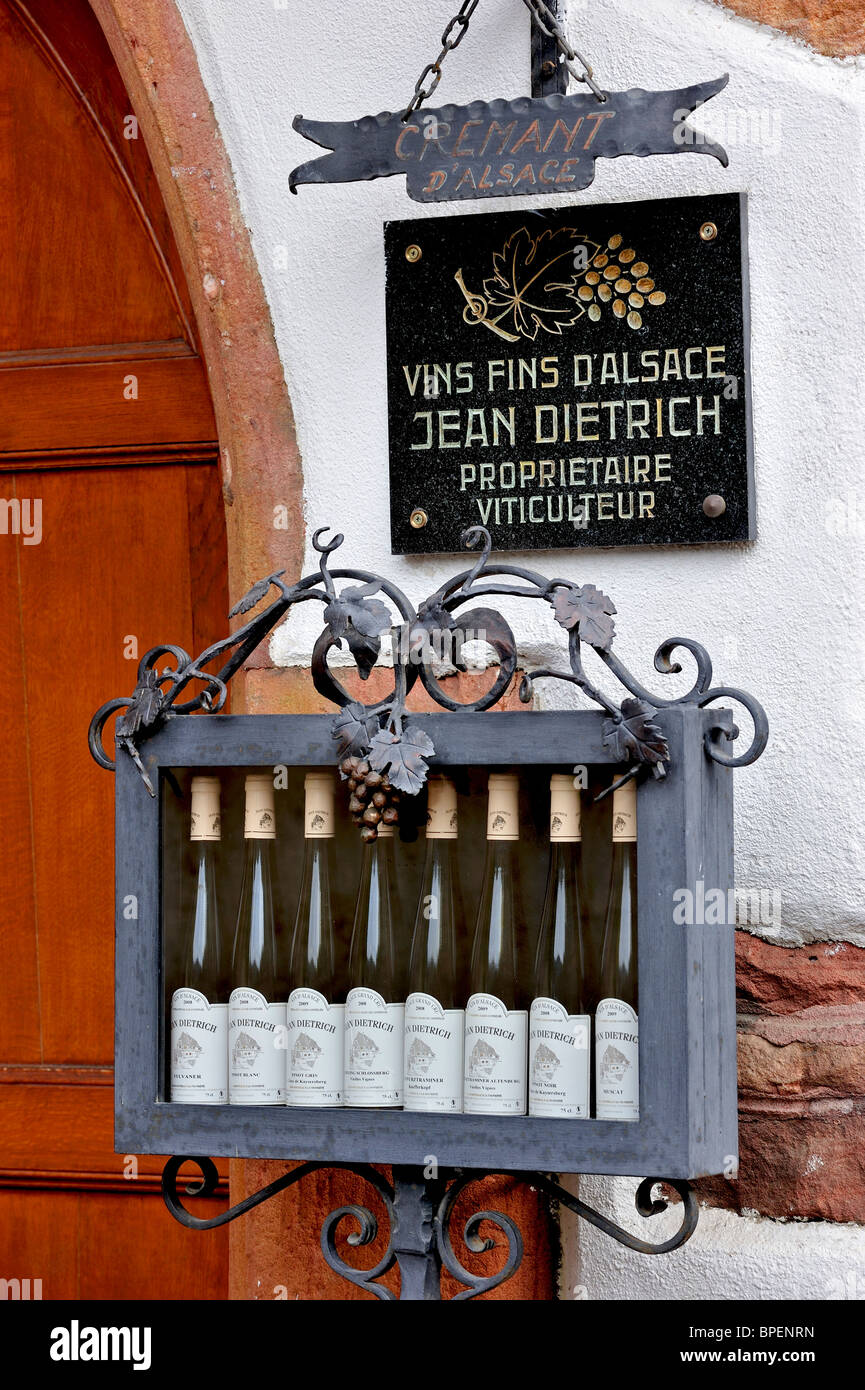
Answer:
[
  {"left": 175, "top": 0, "right": 865, "bottom": 1299},
  {"left": 560, "top": 1174, "right": 865, "bottom": 1300}
]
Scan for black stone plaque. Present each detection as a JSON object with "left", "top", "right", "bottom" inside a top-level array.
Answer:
[{"left": 384, "top": 192, "right": 754, "bottom": 555}]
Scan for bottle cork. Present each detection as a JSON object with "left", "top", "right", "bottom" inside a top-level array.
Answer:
[
  {"left": 244, "top": 773, "right": 276, "bottom": 840},
  {"left": 426, "top": 775, "right": 458, "bottom": 840},
  {"left": 190, "top": 776, "right": 221, "bottom": 842},
  {"left": 304, "top": 771, "right": 334, "bottom": 839},
  {"left": 549, "top": 773, "right": 580, "bottom": 843},
  {"left": 611, "top": 776, "right": 637, "bottom": 842},
  {"left": 486, "top": 773, "right": 519, "bottom": 841}
]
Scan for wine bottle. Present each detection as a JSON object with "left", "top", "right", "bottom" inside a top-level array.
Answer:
[
  {"left": 170, "top": 777, "right": 228, "bottom": 1104},
  {"left": 287, "top": 772, "right": 344, "bottom": 1107},
  {"left": 595, "top": 776, "right": 639, "bottom": 1121},
  {"left": 344, "top": 822, "right": 404, "bottom": 1107},
  {"left": 404, "top": 776, "right": 465, "bottom": 1113},
  {"left": 229, "top": 773, "right": 286, "bottom": 1105},
  {"left": 464, "top": 773, "right": 528, "bottom": 1116},
  {"left": 529, "top": 774, "right": 590, "bottom": 1118}
]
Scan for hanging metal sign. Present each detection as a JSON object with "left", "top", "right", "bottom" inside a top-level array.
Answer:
[
  {"left": 384, "top": 192, "right": 754, "bottom": 555},
  {"left": 290, "top": 79, "right": 729, "bottom": 203}
]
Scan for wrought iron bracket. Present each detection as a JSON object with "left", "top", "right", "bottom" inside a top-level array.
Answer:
[
  {"left": 161, "top": 1156, "right": 697, "bottom": 1301},
  {"left": 88, "top": 524, "right": 768, "bottom": 805},
  {"left": 530, "top": 0, "right": 568, "bottom": 98}
]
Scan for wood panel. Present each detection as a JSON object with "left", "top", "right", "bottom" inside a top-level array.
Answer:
[
  {"left": 16, "top": 466, "right": 204, "bottom": 1063},
  {"left": 0, "top": 1189, "right": 229, "bottom": 1300},
  {"left": 0, "top": 1, "right": 217, "bottom": 464},
  {"left": 0, "top": 476, "right": 41, "bottom": 1061},
  {"left": 0, "top": 0, "right": 229, "bottom": 1301},
  {"left": 0, "top": 1066, "right": 229, "bottom": 1189},
  {"left": 0, "top": 2, "right": 188, "bottom": 354},
  {"left": 0, "top": 358, "right": 215, "bottom": 458},
  {"left": 0, "top": 461, "right": 229, "bottom": 1293},
  {"left": 10, "top": 0, "right": 199, "bottom": 347}
]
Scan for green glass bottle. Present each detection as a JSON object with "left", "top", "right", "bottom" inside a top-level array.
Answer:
[
  {"left": 287, "top": 772, "right": 343, "bottom": 1107},
  {"left": 464, "top": 774, "right": 527, "bottom": 1116},
  {"left": 595, "top": 777, "right": 639, "bottom": 1121},
  {"left": 229, "top": 774, "right": 285, "bottom": 1105},
  {"left": 404, "top": 776, "right": 465, "bottom": 1113},
  {"left": 171, "top": 777, "right": 228, "bottom": 1104},
  {"left": 530, "top": 774, "right": 590, "bottom": 1118}
]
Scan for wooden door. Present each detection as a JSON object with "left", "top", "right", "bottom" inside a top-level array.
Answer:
[{"left": 0, "top": 0, "right": 230, "bottom": 1298}]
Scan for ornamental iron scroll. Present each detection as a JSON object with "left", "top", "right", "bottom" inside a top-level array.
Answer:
[
  {"left": 161, "top": 1158, "right": 698, "bottom": 1301},
  {"left": 88, "top": 524, "right": 769, "bottom": 802}
]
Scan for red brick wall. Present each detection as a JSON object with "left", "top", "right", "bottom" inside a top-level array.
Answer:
[
  {"left": 698, "top": 934, "right": 865, "bottom": 1223},
  {"left": 718, "top": 1, "right": 865, "bottom": 56}
]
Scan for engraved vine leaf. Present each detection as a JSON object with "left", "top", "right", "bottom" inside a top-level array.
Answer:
[{"left": 483, "top": 227, "right": 592, "bottom": 341}]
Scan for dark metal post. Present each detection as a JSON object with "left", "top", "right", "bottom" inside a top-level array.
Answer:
[
  {"left": 530, "top": 0, "right": 568, "bottom": 97},
  {"left": 391, "top": 1167, "right": 444, "bottom": 1300}
]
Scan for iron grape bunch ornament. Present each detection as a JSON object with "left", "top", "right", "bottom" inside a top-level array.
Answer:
[{"left": 89, "top": 525, "right": 768, "bottom": 828}]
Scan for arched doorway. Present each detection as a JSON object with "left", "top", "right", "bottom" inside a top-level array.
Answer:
[{"left": 0, "top": 0, "right": 231, "bottom": 1298}]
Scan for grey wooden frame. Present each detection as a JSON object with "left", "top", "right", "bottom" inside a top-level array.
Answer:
[{"left": 115, "top": 706, "right": 735, "bottom": 1178}]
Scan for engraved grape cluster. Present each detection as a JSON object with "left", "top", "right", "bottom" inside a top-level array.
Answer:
[{"left": 577, "top": 233, "right": 667, "bottom": 330}]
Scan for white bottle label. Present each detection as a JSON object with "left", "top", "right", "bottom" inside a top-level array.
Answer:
[
  {"left": 170, "top": 989, "right": 228, "bottom": 1104},
  {"left": 228, "top": 987, "right": 286, "bottom": 1104},
  {"left": 404, "top": 993, "right": 464, "bottom": 1113},
  {"left": 287, "top": 988, "right": 344, "bottom": 1107},
  {"left": 595, "top": 998, "right": 639, "bottom": 1120},
  {"left": 344, "top": 987, "right": 404, "bottom": 1107},
  {"left": 529, "top": 998, "right": 590, "bottom": 1118},
  {"left": 464, "top": 992, "right": 527, "bottom": 1115}
]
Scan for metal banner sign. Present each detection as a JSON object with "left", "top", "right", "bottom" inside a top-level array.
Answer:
[
  {"left": 384, "top": 192, "right": 754, "bottom": 555},
  {"left": 290, "top": 79, "right": 729, "bottom": 203}
]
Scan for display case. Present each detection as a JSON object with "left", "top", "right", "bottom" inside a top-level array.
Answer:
[{"left": 89, "top": 524, "right": 768, "bottom": 1297}]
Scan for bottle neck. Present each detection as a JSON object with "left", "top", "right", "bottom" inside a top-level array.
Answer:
[
  {"left": 185, "top": 840, "right": 221, "bottom": 986},
  {"left": 410, "top": 837, "right": 460, "bottom": 998},
  {"left": 601, "top": 841, "right": 637, "bottom": 1001},
  {"left": 350, "top": 836, "right": 399, "bottom": 987},
  {"left": 535, "top": 840, "right": 584, "bottom": 1008},
  {"left": 291, "top": 836, "right": 335, "bottom": 986},
  {"left": 233, "top": 837, "right": 278, "bottom": 987},
  {"left": 471, "top": 837, "right": 524, "bottom": 1006}
]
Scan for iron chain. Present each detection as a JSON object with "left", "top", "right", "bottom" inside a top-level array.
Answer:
[
  {"left": 522, "top": 0, "right": 607, "bottom": 101},
  {"left": 402, "top": 0, "right": 482, "bottom": 120}
]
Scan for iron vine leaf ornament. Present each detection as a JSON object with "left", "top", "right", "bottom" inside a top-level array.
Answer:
[
  {"left": 228, "top": 571, "right": 286, "bottom": 619},
  {"left": 332, "top": 702, "right": 385, "bottom": 763},
  {"left": 551, "top": 583, "right": 617, "bottom": 651},
  {"left": 116, "top": 668, "right": 164, "bottom": 740},
  {"left": 410, "top": 600, "right": 463, "bottom": 668},
  {"left": 369, "top": 726, "right": 436, "bottom": 796},
  {"left": 603, "top": 698, "right": 670, "bottom": 769},
  {"left": 88, "top": 524, "right": 769, "bottom": 814},
  {"left": 324, "top": 581, "right": 393, "bottom": 681}
]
